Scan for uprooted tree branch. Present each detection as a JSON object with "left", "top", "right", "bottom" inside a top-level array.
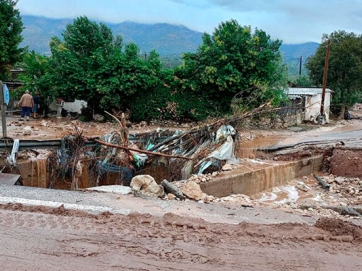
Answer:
[{"left": 46, "top": 101, "right": 307, "bottom": 189}]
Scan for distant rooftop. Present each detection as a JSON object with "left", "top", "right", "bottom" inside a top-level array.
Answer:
[{"left": 287, "top": 87, "right": 333, "bottom": 99}]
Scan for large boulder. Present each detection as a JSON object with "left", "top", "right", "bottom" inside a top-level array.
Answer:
[
  {"left": 182, "top": 181, "right": 206, "bottom": 201},
  {"left": 130, "top": 175, "right": 164, "bottom": 197}
]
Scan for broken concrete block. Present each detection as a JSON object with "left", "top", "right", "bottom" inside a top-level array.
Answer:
[
  {"left": 182, "top": 181, "right": 205, "bottom": 201},
  {"left": 202, "top": 195, "right": 215, "bottom": 203},
  {"left": 23, "top": 126, "right": 32, "bottom": 135},
  {"left": 87, "top": 185, "right": 132, "bottom": 195},
  {"left": 222, "top": 164, "right": 233, "bottom": 171},
  {"left": 167, "top": 193, "right": 176, "bottom": 200},
  {"left": 334, "top": 177, "right": 345, "bottom": 185},
  {"left": 130, "top": 175, "right": 164, "bottom": 197}
]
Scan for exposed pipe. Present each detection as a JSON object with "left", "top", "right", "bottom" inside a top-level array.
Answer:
[{"left": 313, "top": 173, "right": 330, "bottom": 190}]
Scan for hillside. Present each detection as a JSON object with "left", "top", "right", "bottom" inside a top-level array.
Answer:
[
  {"left": 280, "top": 42, "right": 319, "bottom": 75},
  {"left": 20, "top": 15, "right": 319, "bottom": 72},
  {"left": 21, "top": 15, "right": 203, "bottom": 56}
]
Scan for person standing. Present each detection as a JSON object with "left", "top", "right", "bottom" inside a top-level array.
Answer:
[
  {"left": 18, "top": 90, "right": 34, "bottom": 121},
  {"left": 33, "top": 92, "right": 40, "bottom": 119}
]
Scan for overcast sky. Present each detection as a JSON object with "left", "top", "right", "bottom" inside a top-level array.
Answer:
[{"left": 17, "top": 0, "right": 362, "bottom": 43}]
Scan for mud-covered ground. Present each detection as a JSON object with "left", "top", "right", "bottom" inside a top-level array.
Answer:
[
  {"left": 0, "top": 203, "right": 361, "bottom": 271},
  {"left": 1, "top": 107, "right": 362, "bottom": 270},
  {"left": 3, "top": 115, "right": 187, "bottom": 140}
]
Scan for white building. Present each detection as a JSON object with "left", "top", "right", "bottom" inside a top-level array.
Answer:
[
  {"left": 287, "top": 88, "right": 333, "bottom": 123},
  {"left": 49, "top": 99, "right": 87, "bottom": 114}
]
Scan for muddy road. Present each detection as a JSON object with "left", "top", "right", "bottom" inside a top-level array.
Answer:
[
  {"left": 2, "top": 108, "right": 362, "bottom": 270},
  {"left": 0, "top": 204, "right": 361, "bottom": 271}
]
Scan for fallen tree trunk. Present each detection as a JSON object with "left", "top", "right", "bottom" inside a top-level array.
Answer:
[
  {"left": 89, "top": 138, "right": 192, "bottom": 160},
  {"left": 161, "top": 179, "right": 185, "bottom": 200}
]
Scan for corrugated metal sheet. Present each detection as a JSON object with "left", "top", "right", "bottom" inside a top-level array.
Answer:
[
  {"left": 287, "top": 88, "right": 333, "bottom": 100},
  {"left": 287, "top": 88, "right": 333, "bottom": 96}
]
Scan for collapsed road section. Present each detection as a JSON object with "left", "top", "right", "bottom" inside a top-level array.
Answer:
[{"left": 1, "top": 109, "right": 362, "bottom": 223}]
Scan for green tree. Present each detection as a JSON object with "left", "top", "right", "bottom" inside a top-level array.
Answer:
[
  {"left": 49, "top": 16, "right": 170, "bottom": 120},
  {"left": 17, "top": 51, "right": 52, "bottom": 96},
  {"left": 0, "top": 0, "right": 24, "bottom": 79},
  {"left": 49, "top": 16, "right": 123, "bottom": 111},
  {"left": 124, "top": 50, "right": 177, "bottom": 121},
  {"left": 306, "top": 30, "right": 362, "bottom": 114},
  {"left": 175, "top": 19, "right": 284, "bottom": 117},
  {"left": 16, "top": 51, "right": 53, "bottom": 115}
]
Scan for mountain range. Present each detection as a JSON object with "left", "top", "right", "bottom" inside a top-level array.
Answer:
[{"left": 21, "top": 15, "right": 319, "bottom": 72}]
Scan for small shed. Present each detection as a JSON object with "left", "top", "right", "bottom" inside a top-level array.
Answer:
[{"left": 287, "top": 87, "right": 333, "bottom": 123}]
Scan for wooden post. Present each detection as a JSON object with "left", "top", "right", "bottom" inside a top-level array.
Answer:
[
  {"left": 320, "top": 40, "right": 331, "bottom": 116},
  {"left": 299, "top": 56, "right": 302, "bottom": 76},
  {"left": 0, "top": 80, "right": 7, "bottom": 138}
]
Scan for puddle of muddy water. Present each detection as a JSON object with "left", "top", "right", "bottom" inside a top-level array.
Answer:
[{"left": 258, "top": 185, "right": 299, "bottom": 204}]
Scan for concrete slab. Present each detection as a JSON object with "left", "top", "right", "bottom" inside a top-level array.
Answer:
[
  {"left": 0, "top": 173, "right": 22, "bottom": 185},
  {"left": 201, "top": 156, "right": 324, "bottom": 197},
  {"left": 87, "top": 185, "right": 132, "bottom": 195}
]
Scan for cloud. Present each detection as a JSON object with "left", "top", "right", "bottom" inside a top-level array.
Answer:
[{"left": 16, "top": 0, "right": 362, "bottom": 43}]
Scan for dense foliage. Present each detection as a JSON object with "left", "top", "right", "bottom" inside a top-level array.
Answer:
[
  {"left": 17, "top": 51, "right": 51, "bottom": 97},
  {"left": 0, "top": 0, "right": 24, "bottom": 79},
  {"left": 18, "top": 17, "right": 287, "bottom": 121},
  {"left": 174, "top": 20, "right": 287, "bottom": 118},
  {"left": 306, "top": 30, "right": 362, "bottom": 114},
  {"left": 48, "top": 17, "right": 123, "bottom": 110}
]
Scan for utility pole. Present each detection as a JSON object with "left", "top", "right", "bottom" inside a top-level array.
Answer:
[
  {"left": 0, "top": 80, "right": 7, "bottom": 138},
  {"left": 299, "top": 56, "right": 302, "bottom": 76},
  {"left": 320, "top": 40, "right": 331, "bottom": 117}
]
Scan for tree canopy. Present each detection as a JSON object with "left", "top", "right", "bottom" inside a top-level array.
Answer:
[
  {"left": 48, "top": 16, "right": 170, "bottom": 118},
  {"left": 306, "top": 30, "right": 362, "bottom": 114},
  {"left": 49, "top": 16, "right": 123, "bottom": 110},
  {"left": 0, "top": 0, "right": 24, "bottom": 78},
  {"left": 17, "top": 50, "right": 52, "bottom": 97},
  {"left": 18, "top": 17, "right": 287, "bottom": 121},
  {"left": 174, "top": 19, "right": 286, "bottom": 118}
]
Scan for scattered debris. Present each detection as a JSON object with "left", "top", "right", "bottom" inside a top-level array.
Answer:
[{"left": 300, "top": 205, "right": 362, "bottom": 218}]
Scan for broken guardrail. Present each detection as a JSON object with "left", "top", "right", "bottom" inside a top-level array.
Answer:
[{"left": 0, "top": 134, "right": 169, "bottom": 151}]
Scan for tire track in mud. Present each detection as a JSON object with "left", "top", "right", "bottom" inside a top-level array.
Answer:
[
  {"left": 1, "top": 203, "right": 361, "bottom": 246},
  {"left": 1, "top": 203, "right": 362, "bottom": 270}
]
